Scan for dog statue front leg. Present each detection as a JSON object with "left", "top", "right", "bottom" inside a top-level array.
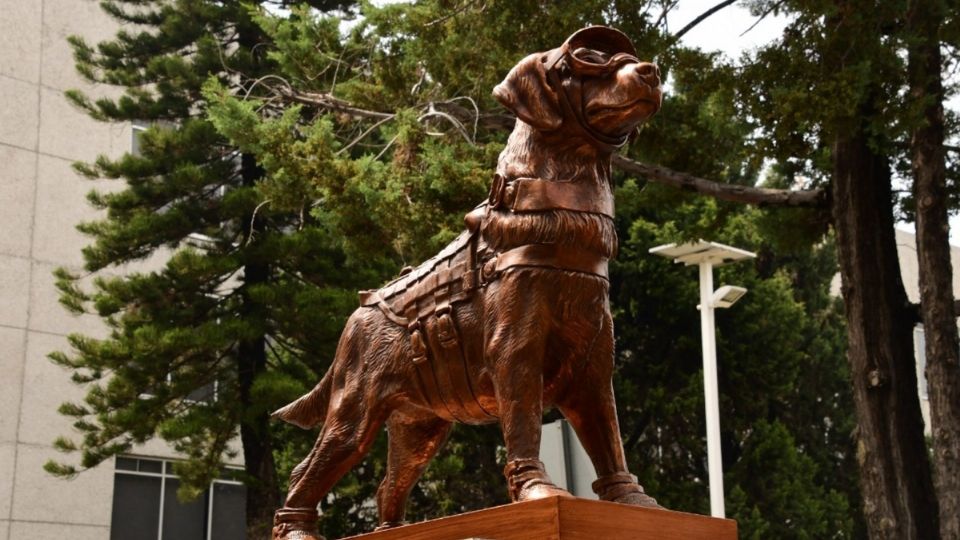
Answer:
[
  {"left": 497, "top": 378, "right": 572, "bottom": 501},
  {"left": 503, "top": 458, "right": 572, "bottom": 501},
  {"left": 556, "top": 311, "right": 661, "bottom": 509},
  {"left": 486, "top": 286, "right": 572, "bottom": 502}
]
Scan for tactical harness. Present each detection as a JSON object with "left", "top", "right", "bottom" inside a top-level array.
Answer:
[{"left": 357, "top": 175, "right": 614, "bottom": 423}]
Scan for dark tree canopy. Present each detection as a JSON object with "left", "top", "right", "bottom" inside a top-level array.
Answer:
[{"left": 49, "top": 1, "right": 884, "bottom": 538}]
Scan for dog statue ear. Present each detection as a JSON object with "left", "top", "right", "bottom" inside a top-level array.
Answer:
[{"left": 493, "top": 53, "right": 562, "bottom": 131}]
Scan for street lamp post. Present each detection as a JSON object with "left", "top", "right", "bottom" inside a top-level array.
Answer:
[{"left": 649, "top": 240, "right": 756, "bottom": 519}]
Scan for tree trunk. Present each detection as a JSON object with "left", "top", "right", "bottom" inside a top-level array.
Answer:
[
  {"left": 832, "top": 123, "right": 939, "bottom": 539},
  {"left": 238, "top": 151, "right": 281, "bottom": 539},
  {"left": 908, "top": 1, "right": 960, "bottom": 537},
  {"left": 238, "top": 310, "right": 280, "bottom": 540},
  {"left": 235, "top": 20, "right": 281, "bottom": 538},
  {"left": 239, "top": 330, "right": 280, "bottom": 540}
]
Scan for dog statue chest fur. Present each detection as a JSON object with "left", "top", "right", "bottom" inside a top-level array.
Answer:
[{"left": 272, "top": 26, "right": 662, "bottom": 540}]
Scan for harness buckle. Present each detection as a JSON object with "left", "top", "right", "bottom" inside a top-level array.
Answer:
[
  {"left": 481, "top": 256, "right": 500, "bottom": 283},
  {"left": 489, "top": 173, "right": 507, "bottom": 209}
]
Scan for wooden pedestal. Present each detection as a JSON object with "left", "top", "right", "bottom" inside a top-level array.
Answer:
[{"left": 341, "top": 496, "right": 737, "bottom": 540}]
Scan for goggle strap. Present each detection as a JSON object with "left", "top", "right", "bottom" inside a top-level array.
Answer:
[{"left": 541, "top": 46, "right": 567, "bottom": 73}]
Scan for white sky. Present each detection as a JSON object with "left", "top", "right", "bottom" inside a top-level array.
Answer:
[{"left": 666, "top": 0, "right": 792, "bottom": 60}]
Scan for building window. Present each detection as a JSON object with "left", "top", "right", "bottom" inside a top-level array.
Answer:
[
  {"left": 181, "top": 378, "right": 218, "bottom": 404},
  {"left": 111, "top": 456, "right": 246, "bottom": 540},
  {"left": 131, "top": 121, "right": 149, "bottom": 156},
  {"left": 913, "top": 326, "right": 929, "bottom": 400}
]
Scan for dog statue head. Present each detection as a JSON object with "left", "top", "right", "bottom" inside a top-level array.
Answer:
[{"left": 493, "top": 26, "right": 661, "bottom": 152}]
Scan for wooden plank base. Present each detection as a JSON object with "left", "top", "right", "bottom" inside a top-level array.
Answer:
[{"left": 341, "top": 496, "right": 736, "bottom": 540}]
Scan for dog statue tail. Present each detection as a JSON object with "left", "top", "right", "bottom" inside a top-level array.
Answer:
[{"left": 272, "top": 372, "right": 332, "bottom": 429}]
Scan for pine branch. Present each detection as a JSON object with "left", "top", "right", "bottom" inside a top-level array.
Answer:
[
  {"left": 276, "top": 87, "right": 827, "bottom": 209},
  {"left": 278, "top": 87, "right": 394, "bottom": 120}
]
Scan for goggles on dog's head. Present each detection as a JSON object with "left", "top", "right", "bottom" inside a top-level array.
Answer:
[
  {"left": 541, "top": 26, "right": 641, "bottom": 150},
  {"left": 542, "top": 26, "right": 640, "bottom": 78}
]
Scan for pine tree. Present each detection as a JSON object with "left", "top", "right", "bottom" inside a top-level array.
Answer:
[{"left": 46, "top": 1, "right": 359, "bottom": 538}]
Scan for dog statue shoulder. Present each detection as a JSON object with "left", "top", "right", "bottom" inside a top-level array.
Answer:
[{"left": 272, "top": 26, "right": 663, "bottom": 540}]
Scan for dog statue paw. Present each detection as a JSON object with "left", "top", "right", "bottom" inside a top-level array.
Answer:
[
  {"left": 592, "top": 473, "right": 662, "bottom": 509},
  {"left": 373, "top": 521, "right": 407, "bottom": 531},
  {"left": 272, "top": 508, "right": 324, "bottom": 540},
  {"left": 505, "top": 458, "right": 574, "bottom": 502}
]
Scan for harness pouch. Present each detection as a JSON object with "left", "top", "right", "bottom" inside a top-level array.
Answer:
[
  {"left": 436, "top": 311, "right": 459, "bottom": 349},
  {"left": 409, "top": 326, "right": 428, "bottom": 365},
  {"left": 422, "top": 309, "right": 495, "bottom": 424}
]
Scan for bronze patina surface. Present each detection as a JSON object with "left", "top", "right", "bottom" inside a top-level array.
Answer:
[{"left": 272, "top": 26, "right": 663, "bottom": 540}]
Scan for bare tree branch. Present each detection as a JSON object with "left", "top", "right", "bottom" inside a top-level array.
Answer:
[
  {"left": 673, "top": 0, "right": 737, "bottom": 40},
  {"left": 278, "top": 87, "right": 394, "bottom": 120},
  {"left": 653, "top": 0, "right": 680, "bottom": 31},
  {"left": 336, "top": 114, "right": 396, "bottom": 156},
  {"left": 612, "top": 155, "right": 826, "bottom": 207},
  {"left": 740, "top": 0, "right": 785, "bottom": 37}
]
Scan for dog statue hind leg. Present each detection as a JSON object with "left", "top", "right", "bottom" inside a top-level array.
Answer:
[
  {"left": 375, "top": 416, "right": 453, "bottom": 529},
  {"left": 272, "top": 312, "right": 400, "bottom": 540}
]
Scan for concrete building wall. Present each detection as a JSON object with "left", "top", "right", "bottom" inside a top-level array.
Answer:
[
  {"left": 1, "top": 2, "right": 143, "bottom": 538},
  {"left": 893, "top": 228, "right": 960, "bottom": 433},
  {"left": 1, "top": 3, "right": 246, "bottom": 538},
  {"left": 893, "top": 228, "right": 960, "bottom": 306}
]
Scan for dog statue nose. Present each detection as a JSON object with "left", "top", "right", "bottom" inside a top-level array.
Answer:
[{"left": 634, "top": 62, "right": 661, "bottom": 87}]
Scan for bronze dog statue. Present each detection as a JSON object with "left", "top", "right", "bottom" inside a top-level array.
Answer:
[{"left": 272, "top": 26, "right": 662, "bottom": 540}]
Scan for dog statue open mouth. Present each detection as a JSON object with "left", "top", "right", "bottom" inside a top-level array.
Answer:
[{"left": 271, "top": 26, "right": 663, "bottom": 540}]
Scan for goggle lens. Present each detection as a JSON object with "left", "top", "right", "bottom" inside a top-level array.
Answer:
[{"left": 567, "top": 48, "right": 639, "bottom": 76}]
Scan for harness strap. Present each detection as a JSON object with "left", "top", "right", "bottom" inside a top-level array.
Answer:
[
  {"left": 424, "top": 311, "right": 497, "bottom": 422},
  {"left": 489, "top": 243, "right": 609, "bottom": 280},
  {"left": 407, "top": 318, "right": 461, "bottom": 423},
  {"left": 359, "top": 290, "right": 410, "bottom": 326}
]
